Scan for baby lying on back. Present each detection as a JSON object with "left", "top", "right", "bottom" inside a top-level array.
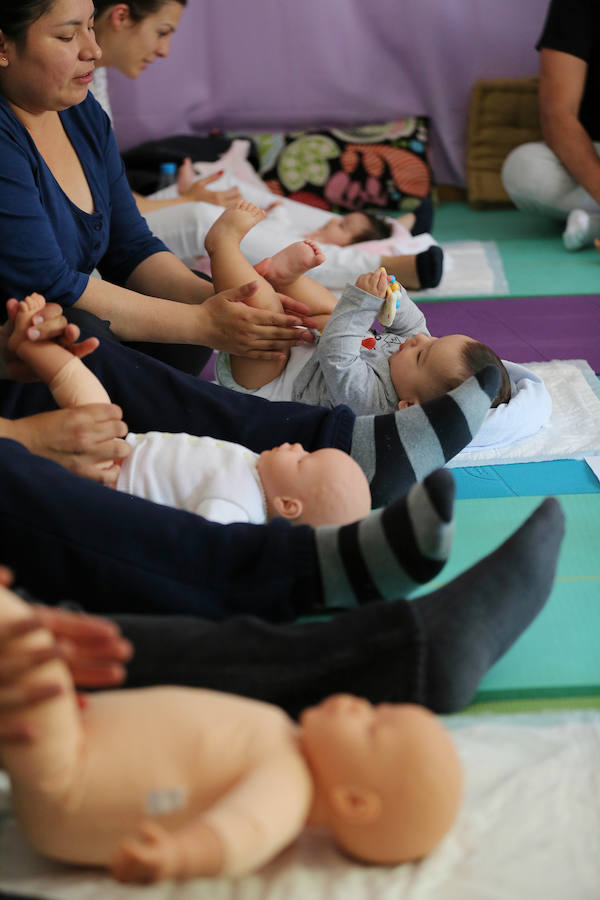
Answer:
[
  {"left": 12, "top": 293, "right": 371, "bottom": 528},
  {"left": 0, "top": 583, "right": 462, "bottom": 882},
  {"left": 206, "top": 202, "right": 511, "bottom": 416}
]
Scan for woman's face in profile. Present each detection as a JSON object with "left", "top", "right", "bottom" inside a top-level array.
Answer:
[
  {"left": 115, "top": 1, "right": 184, "bottom": 79},
  {"left": 1, "top": 0, "right": 100, "bottom": 113}
]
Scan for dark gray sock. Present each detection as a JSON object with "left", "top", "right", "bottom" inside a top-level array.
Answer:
[
  {"left": 416, "top": 245, "right": 443, "bottom": 287},
  {"left": 411, "top": 497, "right": 565, "bottom": 713}
]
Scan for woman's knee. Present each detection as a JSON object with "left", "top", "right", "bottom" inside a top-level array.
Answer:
[{"left": 501, "top": 142, "right": 577, "bottom": 217}]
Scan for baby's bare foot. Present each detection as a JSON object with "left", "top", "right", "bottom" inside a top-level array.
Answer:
[
  {"left": 259, "top": 240, "right": 325, "bottom": 287},
  {"left": 204, "top": 201, "right": 266, "bottom": 254},
  {"left": 11, "top": 293, "right": 46, "bottom": 356},
  {"left": 176, "top": 157, "right": 196, "bottom": 194}
]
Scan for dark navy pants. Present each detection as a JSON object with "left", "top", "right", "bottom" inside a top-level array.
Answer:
[{"left": 0, "top": 335, "right": 354, "bottom": 621}]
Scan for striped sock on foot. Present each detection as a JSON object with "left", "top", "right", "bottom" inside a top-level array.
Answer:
[
  {"left": 315, "top": 468, "right": 455, "bottom": 609},
  {"left": 351, "top": 365, "right": 501, "bottom": 508}
]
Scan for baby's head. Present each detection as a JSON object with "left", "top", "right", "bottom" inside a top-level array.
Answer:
[
  {"left": 299, "top": 694, "right": 462, "bottom": 865},
  {"left": 257, "top": 444, "right": 371, "bottom": 527},
  {"left": 307, "top": 213, "right": 392, "bottom": 247},
  {"left": 389, "top": 333, "right": 511, "bottom": 409}
]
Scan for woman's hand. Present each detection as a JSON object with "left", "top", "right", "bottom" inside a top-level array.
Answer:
[
  {"left": 196, "top": 282, "right": 316, "bottom": 360},
  {"left": 34, "top": 605, "right": 133, "bottom": 689},
  {"left": 180, "top": 171, "right": 243, "bottom": 209},
  {"left": 7, "top": 405, "right": 131, "bottom": 485},
  {"left": 0, "top": 611, "right": 65, "bottom": 743},
  {"left": 0, "top": 583, "right": 132, "bottom": 744},
  {"left": 1, "top": 297, "right": 98, "bottom": 382}
]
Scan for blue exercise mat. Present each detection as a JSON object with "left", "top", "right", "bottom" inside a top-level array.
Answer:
[{"left": 454, "top": 459, "right": 600, "bottom": 500}]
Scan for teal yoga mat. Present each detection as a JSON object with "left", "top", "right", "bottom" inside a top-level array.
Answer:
[
  {"left": 435, "top": 203, "right": 600, "bottom": 298},
  {"left": 453, "top": 460, "right": 600, "bottom": 500},
  {"left": 416, "top": 493, "right": 600, "bottom": 701}
]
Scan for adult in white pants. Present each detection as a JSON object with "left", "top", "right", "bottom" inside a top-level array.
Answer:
[{"left": 501, "top": 0, "right": 600, "bottom": 251}]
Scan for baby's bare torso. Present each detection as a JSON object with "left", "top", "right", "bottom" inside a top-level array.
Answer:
[{"left": 14, "top": 687, "right": 299, "bottom": 865}]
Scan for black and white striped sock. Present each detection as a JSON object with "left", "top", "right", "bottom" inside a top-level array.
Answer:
[
  {"left": 351, "top": 365, "right": 501, "bottom": 508},
  {"left": 315, "top": 468, "right": 455, "bottom": 609}
]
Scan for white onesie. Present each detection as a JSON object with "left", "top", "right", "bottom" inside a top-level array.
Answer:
[{"left": 116, "top": 433, "right": 267, "bottom": 525}]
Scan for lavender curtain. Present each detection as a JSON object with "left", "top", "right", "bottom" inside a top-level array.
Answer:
[{"left": 108, "top": 0, "right": 549, "bottom": 186}]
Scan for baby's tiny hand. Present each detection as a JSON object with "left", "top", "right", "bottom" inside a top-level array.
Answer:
[
  {"left": 355, "top": 268, "right": 388, "bottom": 299},
  {"left": 111, "top": 821, "right": 178, "bottom": 884}
]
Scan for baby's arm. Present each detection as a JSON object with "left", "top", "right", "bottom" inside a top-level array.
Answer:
[
  {"left": 314, "top": 278, "right": 395, "bottom": 413},
  {"left": 14, "top": 295, "right": 111, "bottom": 408},
  {"left": 375, "top": 277, "right": 430, "bottom": 339},
  {"left": 112, "top": 752, "right": 311, "bottom": 882},
  {"left": 0, "top": 585, "right": 82, "bottom": 795}
]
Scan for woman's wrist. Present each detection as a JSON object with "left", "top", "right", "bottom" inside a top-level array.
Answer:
[
  {"left": 0, "top": 416, "right": 22, "bottom": 444},
  {"left": 189, "top": 301, "right": 212, "bottom": 347}
]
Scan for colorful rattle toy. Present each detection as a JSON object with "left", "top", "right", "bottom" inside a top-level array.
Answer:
[{"left": 377, "top": 267, "right": 402, "bottom": 327}]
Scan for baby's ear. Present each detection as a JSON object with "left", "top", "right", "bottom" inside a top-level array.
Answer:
[
  {"left": 397, "top": 399, "right": 414, "bottom": 410},
  {"left": 272, "top": 496, "right": 303, "bottom": 521},
  {"left": 328, "top": 784, "right": 382, "bottom": 825}
]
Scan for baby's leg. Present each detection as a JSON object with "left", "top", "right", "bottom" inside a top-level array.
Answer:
[
  {"left": 0, "top": 585, "right": 81, "bottom": 792},
  {"left": 13, "top": 295, "right": 110, "bottom": 407},
  {"left": 256, "top": 240, "right": 337, "bottom": 330},
  {"left": 12, "top": 294, "right": 74, "bottom": 385},
  {"left": 205, "top": 201, "right": 272, "bottom": 304},
  {"left": 176, "top": 157, "right": 195, "bottom": 195},
  {"left": 380, "top": 246, "right": 444, "bottom": 290},
  {"left": 9, "top": 293, "right": 47, "bottom": 357},
  {"left": 205, "top": 202, "right": 293, "bottom": 389}
]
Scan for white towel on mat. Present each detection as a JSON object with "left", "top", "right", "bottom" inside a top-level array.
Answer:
[
  {"left": 2, "top": 711, "right": 599, "bottom": 900},
  {"left": 450, "top": 358, "right": 600, "bottom": 467}
]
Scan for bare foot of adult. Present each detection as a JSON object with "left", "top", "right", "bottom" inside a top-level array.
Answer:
[
  {"left": 204, "top": 200, "right": 266, "bottom": 255},
  {"left": 257, "top": 240, "right": 325, "bottom": 288}
]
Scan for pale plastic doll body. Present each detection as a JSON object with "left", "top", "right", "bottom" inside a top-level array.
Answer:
[
  {"left": 0, "top": 585, "right": 462, "bottom": 882},
  {"left": 15, "top": 294, "right": 371, "bottom": 528}
]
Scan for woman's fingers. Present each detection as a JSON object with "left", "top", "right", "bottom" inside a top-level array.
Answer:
[
  {"left": 0, "top": 681, "right": 63, "bottom": 714},
  {"left": 0, "top": 644, "right": 59, "bottom": 682}
]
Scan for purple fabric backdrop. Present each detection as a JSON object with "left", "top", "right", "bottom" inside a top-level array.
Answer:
[{"left": 108, "top": 0, "right": 549, "bottom": 187}]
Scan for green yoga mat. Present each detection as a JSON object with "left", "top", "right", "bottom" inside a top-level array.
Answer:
[
  {"left": 435, "top": 202, "right": 600, "bottom": 297},
  {"left": 415, "top": 493, "right": 600, "bottom": 704}
]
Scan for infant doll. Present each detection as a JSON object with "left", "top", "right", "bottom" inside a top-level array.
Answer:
[
  {"left": 13, "top": 293, "right": 371, "bottom": 527},
  {"left": 0, "top": 584, "right": 462, "bottom": 882}
]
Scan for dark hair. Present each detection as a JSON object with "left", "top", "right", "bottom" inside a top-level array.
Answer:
[
  {"left": 0, "top": 1, "right": 55, "bottom": 46},
  {"left": 350, "top": 213, "right": 393, "bottom": 244},
  {"left": 433, "top": 339, "right": 510, "bottom": 408},
  {"left": 94, "top": 0, "right": 187, "bottom": 20},
  {"left": 460, "top": 340, "right": 511, "bottom": 408}
]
